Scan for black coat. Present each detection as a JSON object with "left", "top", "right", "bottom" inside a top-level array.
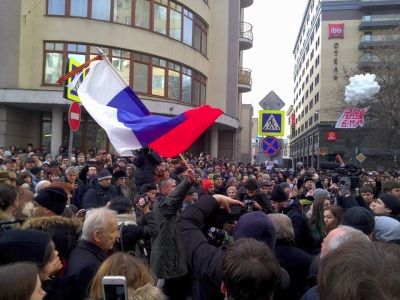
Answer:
[
  {"left": 66, "top": 240, "right": 108, "bottom": 299},
  {"left": 82, "top": 182, "right": 123, "bottom": 209},
  {"left": 134, "top": 149, "right": 162, "bottom": 189},
  {"left": 283, "top": 199, "right": 315, "bottom": 252},
  {"left": 275, "top": 240, "right": 314, "bottom": 299},
  {"left": 238, "top": 191, "right": 273, "bottom": 214}
]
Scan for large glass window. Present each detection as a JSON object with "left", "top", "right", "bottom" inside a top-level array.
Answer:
[
  {"left": 48, "top": 0, "right": 65, "bottom": 15},
  {"left": 170, "top": 3, "right": 182, "bottom": 40},
  {"left": 112, "top": 49, "right": 130, "bottom": 83},
  {"left": 168, "top": 70, "right": 180, "bottom": 100},
  {"left": 70, "top": 0, "right": 87, "bottom": 17},
  {"left": 182, "top": 74, "right": 192, "bottom": 103},
  {"left": 152, "top": 67, "right": 165, "bottom": 96},
  {"left": 133, "top": 63, "right": 149, "bottom": 93},
  {"left": 44, "top": 42, "right": 64, "bottom": 84},
  {"left": 114, "top": 0, "right": 132, "bottom": 25},
  {"left": 154, "top": 0, "right": 167, "bottom": 35},
  {"left": 92, "top": 0, "right": 111, "bottom": 20},
  {"left": 135, "top": 0, "right": 150, "bottom": 29},
  {"left": 193, "top": 22, "right": 201, "bottom": 51},
  {"left": 192, "top": 80, "right": 200, "bottom": 106},
  {"left": 183, "top": 9, "right": 193, "bottom": 46}
]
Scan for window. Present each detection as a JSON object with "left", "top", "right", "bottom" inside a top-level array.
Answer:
[
  {"left": 182, "top": 74, "right": 192, "bottom": 104},
  {"left": 168, "top": 70, "right": 181, "bottom": 100},
  {"left": 112, "top": 49, "right": 130, "bottom": 83},
  {"left": 154, "top": 0, "right": 168, "bottom": 35},
  {"left": 114, "top": 0, "right": 131, "bottom": 25},
  {"left": 44, "top": 41, "right": 206, "bottom": 105},
  {"left": 183, "top": 9, "right": 193, "bottom": 46},
  {"left": 135, "top": 0, "right": 150, "bottom": 29},
  {"left": 305, "top": 106, "right": 309, "bottom": 114},
  {"left": 70, "top": 0, "right": 87, "bottom": 17},
  {"left": 169, "top": 3, "right": 182, "bottom": 40},
  {"left": 48, "top": 0, "right": 65, "bottom": 15},
  {"left": 134, "top": 62, "right": 149, "bottom": 93},
  {"left": 315, "top": 73, "right": 320, "bottom": 86},
  {"left": 305, "top": 120, "right": 308, "bottom": 129},
  {"left": 310, "top": 83, "right": 313, "bottom": 93},
  {"left": 309, "top": 99, "right": 313, "bottom": 109},
  {"left": 315, "top": 55, "right": 320, "bottom": 68},
  {"left": 91, "top": 0, "right": 111, "bottom": 20},
  {"left": 363, "top": 32, "right": 372, "bottom": 42},
  {"left": 44, "top": 42, "right": 64, "bottom": 84},
  {"left": 314, "top": 92, "right": 319, "bottom": 104},
  {"left": 314, "top": 112, "right": 319, "bottom": 122},
  {"left": 152, "top": 66, "right": 165, "bottom": 96}
]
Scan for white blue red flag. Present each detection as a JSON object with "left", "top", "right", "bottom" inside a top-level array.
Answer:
[{"left": 77, "top": 59, "right": 223, "bottom": 157}]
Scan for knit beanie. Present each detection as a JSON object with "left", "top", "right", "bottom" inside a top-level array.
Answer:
[
  {"left": 270, "top": 185, "right": 289, "bottom": 202},
  {"left": 0, "top": 229, "right": 51, "bottom": 265},
  {"left": 374, "top": 216, "right": 400, "bottom": 242},
  {"left": 35, "top": 186, "right": 68, "bottom": 215},
  {"left": 379, "top": 193, "right": 400, "bottom": 216},
  {"left": 97, "top": 169, "right": 112, "bottom": 181},
  {"left": 343, "top": 207, "right": 375, "bottom": 235},
  {"left": 314, "top": 188, "right": 331, "bottom": 201},
  {"left": 233, "top": 212, "right": 276, "bottom": 249}
]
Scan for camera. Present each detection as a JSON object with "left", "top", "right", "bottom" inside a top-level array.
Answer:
[
  {"left": 243, "top": 199, "right": 255, "bottom": 213},
  {"left": 207, "top": 227, "right": 230, "bottom": 250}
]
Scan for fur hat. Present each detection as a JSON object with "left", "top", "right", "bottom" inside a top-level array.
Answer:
[
  {"left": 343, "top": 207, "right": 375, "bottom": 235},
  {"left": 0, "top": 229, "right": 51, "bottom": 265},
  {"left": 174, "top": 165, "right": 187, "bottom": 175},
  {"left": 270, "top": 185, "right": 288, "bottom": 202},
  {"left": 233, "top": 212, "right": 276, "bottom": 249},
  {"left": 379, "top": 193, "right": 400, "bottom": 216},
  {"left": 34, "top": 186, "right": 68, "bottom": 215},
  {"left": 97, "top": 169, "right": 112, "bottom": 181}
]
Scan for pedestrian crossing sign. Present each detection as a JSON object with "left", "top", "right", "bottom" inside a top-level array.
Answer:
[{"left": 258, "top": 110, "right": 285, "bottom": 137}]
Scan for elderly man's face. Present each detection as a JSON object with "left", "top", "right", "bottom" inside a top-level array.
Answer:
[{"left": 97, "top": 216, "right": 120, "bottom": 251}]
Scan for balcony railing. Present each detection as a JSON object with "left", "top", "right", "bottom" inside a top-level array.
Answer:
[
  {"left": 359, "top": 14, "right": 400, "bottom": 29},
  {"left": 359, "top": 53, "right": 381, "bottom": 69},
  {"left": 240, "top": 0, "right": 254, "bottom": 8},
  {"left": 238, "top": 68, "right": 252, "bottom": 93},
  {"left": 359, "top": 34, "right": 400, "bottom": 48},
  {"left": 239, "top": 22, "right": 253, "bottom": 50},
  {"left": 360, "top": 0, "right": 400, "bottom": 9}
]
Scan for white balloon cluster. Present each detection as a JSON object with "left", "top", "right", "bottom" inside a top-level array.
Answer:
[{"left": 344, "top": 73, "right": 380, "bottom": 106}]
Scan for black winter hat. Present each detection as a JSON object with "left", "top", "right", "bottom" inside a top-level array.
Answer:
[
  {"left": 113, "top": 170, "right": 127, "bottom": 180},
  {"left": 244, "top": 178, "right": 258, "bottom": 191},
  {"left": 379, "top": 193, "right": 400, "bottom": 216},
  {"left": 175, "top": 165, "right": 187, "bottom": 175},
  {"left": 233, "top": 212, "right": 276, "bottom": 250},
  {"left": 0, "top": 229, "right": 51, "bottom": 265},
  {"left": 343, "top": 207, "right": 375, "bottom": 235},
  {"left": 35, "top": 187, "right": 68, "bottom": 215},
  {"left": 270, "top": 185, "right": 289, "bottom": 202}
]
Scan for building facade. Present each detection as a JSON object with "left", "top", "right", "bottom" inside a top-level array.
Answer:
[
  {"left": 290, "top": 0, "right": 400, "bottom": 170},
  {"left": 0, "top": 0, "right": 254, "bottom": 160}
]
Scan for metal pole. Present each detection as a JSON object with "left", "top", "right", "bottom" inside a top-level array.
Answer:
[{"left": 68, "top": 129, "right": 73, "bottom": 160}]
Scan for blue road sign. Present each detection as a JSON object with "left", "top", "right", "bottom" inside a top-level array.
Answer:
[
  {"left": 260, "top": 137, "right": 281, "bottom": 157},
  {"left": 258, "top": 110, "right": 285, "bottom": 137}
]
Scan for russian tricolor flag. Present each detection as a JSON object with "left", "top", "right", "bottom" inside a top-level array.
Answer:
[{"left": 77, "top": 59, "right": 223, "bottom": 157}]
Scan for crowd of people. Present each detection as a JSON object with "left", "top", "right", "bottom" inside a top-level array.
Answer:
[{"left": 0, "top": 143, "right": 399, "bottom": 300}]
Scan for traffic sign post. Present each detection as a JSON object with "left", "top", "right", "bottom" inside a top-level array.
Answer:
[
  {"left": 258, "top": 110, "right": 285, "bottom": 137},
  {"left": 68, "top": 102, "right": 81, "bottom": 159},
  {"left": 259, "top": 91, "right": 285, "bottom": 110}
]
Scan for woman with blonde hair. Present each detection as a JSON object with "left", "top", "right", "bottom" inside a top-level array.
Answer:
[{"left": 90, "top": 252, "right": 165, "bottom": 300}]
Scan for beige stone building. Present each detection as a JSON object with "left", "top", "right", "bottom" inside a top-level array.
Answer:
[
  {"left": 290, "top": 0, "right": 400, "bottom": 169},
  {"left": 0, "top": 0, "right": 254, "bottom": 160}
]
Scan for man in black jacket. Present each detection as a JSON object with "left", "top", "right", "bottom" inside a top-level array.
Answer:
[
  {"left": 238, "top": 178, "right": 272, "bottom": 214},
  {"left": 67, "top": 207, "right": 120, "bottom": 299},
  {"left": 177, "top": 194, "right": 288, "bottom": 300}
]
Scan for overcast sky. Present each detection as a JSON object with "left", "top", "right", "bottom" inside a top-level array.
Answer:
[{"left": 242, "top": 0, "right": 309, "bottom": 115}]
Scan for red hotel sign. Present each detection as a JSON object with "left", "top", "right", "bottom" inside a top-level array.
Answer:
[
  {"left": 326, "top": 131, "right": 338, "bottom": 141},
  {"left": 328, "top": 24, "right": 344, "bottom": 39}
]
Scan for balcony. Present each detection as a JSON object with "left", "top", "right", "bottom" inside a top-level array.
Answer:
[
  {"left": 359, "top": 53, "right": 382, "bottom": 69},
  {"left": 240, "top": 0, "right": 254, "bottom": 8},
  {"left": 359, "top": 15, "right": 400, "bottom": 30},
  {"left": 359, "top": 34, "right": 400, "bottom": 49},
  {"left": 239, "top": 22, "right": 253, "bottom": 50},
  {"left": 359, "top": 0, "right": 400, "bottom": 10},
  {"left": 238, "top": 68, "right": 252, "bottom": 93}
]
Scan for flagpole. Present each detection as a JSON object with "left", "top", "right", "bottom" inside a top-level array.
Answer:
[{"left": 179, "top": 154, "right": 190, "bottom": 169}]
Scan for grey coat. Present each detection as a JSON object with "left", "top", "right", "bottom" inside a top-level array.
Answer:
[{"left": 150, "top": 177, "right": 192, "bottom": 279}]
